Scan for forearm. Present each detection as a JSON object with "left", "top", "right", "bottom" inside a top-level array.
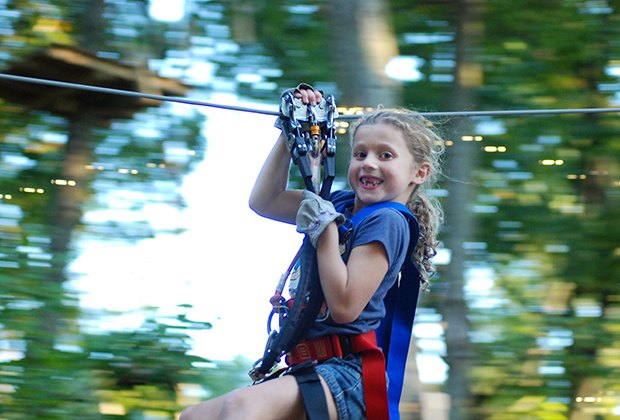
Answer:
[
  {"left": 315, "top": 224, "right": 355, "bottom": 323},
  {"left": 249, "top": 133, "right": 302, "bottom": 224},
  {"left": 316, "top": 222, "right": 390, "bottom": 324}
]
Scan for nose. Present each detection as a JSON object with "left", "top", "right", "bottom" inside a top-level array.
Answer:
[{"left": 361, "top": 154, "right": 378, "bottom": 170}]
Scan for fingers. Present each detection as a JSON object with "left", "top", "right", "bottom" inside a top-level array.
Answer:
[{"left": 294, "top": 87, "right": 322, "bottom": 106}]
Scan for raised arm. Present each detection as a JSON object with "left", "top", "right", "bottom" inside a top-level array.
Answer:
[
  {"left": 248, "top": 132, "right": 303, "bottom": 224},
  {"left": 248, "top": 86, "right": 323, "bottom": 224}
]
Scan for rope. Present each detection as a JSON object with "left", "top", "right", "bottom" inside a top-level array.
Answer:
[{"left": 2, "top": 72, "right": 620, "bottom": 119}]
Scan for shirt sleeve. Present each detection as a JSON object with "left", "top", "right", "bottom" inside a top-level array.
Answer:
[{"left": 350, "top": 207, "right": 411, "bottom": 271}]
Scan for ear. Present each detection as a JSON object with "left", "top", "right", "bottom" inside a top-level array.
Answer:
[{"left": 411, "top": 162, "right": 431, "bottom": 185}]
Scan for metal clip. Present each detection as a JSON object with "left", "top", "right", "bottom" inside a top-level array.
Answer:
[{"left": 248, "top": 330, "right": 282, "bottom": 383}]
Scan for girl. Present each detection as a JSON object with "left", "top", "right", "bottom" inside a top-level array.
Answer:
[{"left": 180, "top": 86, "right": 444, "bottom": 420}]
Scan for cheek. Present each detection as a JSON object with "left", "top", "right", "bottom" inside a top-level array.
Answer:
[{"left": 347, "top": 162, "right": 359, "bottom": 184}]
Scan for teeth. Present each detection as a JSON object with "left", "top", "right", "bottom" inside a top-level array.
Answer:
[{"left": 361, "top": 178, "right": 382, "bottom": 186}]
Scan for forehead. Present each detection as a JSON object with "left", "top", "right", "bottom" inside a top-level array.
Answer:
[{"left": 352, "top": 123, "right": 408, "bottom": 149}]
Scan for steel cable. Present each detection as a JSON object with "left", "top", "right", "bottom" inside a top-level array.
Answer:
[{"left": 3, "top": 73, "right": 620, "bottom": 119}]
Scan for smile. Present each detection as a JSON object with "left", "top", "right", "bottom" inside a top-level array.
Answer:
[{"left": 360, "top": 176, "right": 383, "bottom": 187}]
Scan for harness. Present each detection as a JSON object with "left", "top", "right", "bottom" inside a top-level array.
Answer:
[{"left": 282, "top": 200, "right": 421, "bottom": 420}]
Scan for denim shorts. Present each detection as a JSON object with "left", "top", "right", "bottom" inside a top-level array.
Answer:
[{"left": 315, "top": 354, "right": 365, "bottom": 420}]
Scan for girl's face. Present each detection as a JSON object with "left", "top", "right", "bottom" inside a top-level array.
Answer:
[{"left": 348, "top": 122, "right": 430, "bottom": 212}]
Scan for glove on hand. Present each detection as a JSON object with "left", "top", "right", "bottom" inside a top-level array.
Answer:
[{"left": 296, "top": 190, "right": 345, "bottom": 247}]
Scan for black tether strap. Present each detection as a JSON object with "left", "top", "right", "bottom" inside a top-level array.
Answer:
[{"left": 289, "top": 361, "right": 329, "bottom": 420}]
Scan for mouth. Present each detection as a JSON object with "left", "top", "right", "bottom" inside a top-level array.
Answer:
[{"left": 360, "top": 176, "right": 383, "bottom": 188}]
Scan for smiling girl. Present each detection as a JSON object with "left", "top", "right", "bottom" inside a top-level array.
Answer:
[{"left": 180, "top": 86, "right": 444, "bottom": 420}]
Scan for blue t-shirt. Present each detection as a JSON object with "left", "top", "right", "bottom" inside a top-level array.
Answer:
[{"left": 305, "top": 190, "right": 413, "bottom": 339}]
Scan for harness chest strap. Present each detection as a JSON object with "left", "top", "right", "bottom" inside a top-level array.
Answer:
[{"left": 287, "top": 331, "right": 389, "bottom": 419}]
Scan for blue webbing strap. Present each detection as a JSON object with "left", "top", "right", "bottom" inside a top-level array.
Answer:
[{"left": 348, "top": 202, "right": 420, "bottom": 420}]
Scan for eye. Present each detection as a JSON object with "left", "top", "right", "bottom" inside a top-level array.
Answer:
[
  {"left": 353, "top": 150, "right": 367, "bottom": 159},
  {"left": 380, "top": 151, "right": 394, "bottom": 159}
]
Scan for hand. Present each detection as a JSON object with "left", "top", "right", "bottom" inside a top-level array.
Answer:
[
  {"left": 296, "top": 190, "right": 345, "bottom": 248},
  {"left": 293, "top": 83, "right": 322, "bottom": 106},
  {"left": 275, "top": 83, "right": 322, "bottom": 130}
]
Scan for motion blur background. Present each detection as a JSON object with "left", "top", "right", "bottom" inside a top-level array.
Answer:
[{"left": 0, "top": 1, "right": 619, "bottom": 419}]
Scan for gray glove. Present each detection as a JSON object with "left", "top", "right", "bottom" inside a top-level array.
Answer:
[{"left": 296, "top": 190, "right": 345, "bottom": 247}]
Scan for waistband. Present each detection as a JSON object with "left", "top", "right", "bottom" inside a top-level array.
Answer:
[{"left": 286, "top": 330, "right": 377, "bottom": 366}]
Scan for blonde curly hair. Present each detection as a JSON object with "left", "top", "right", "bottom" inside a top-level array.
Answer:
[{"left": 350, "top": 108, "right": 445, "bottom": 291}]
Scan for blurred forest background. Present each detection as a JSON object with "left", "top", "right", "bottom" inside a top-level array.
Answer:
[{"left": 1, "top": 0, "right": 619, "bottom": 419}]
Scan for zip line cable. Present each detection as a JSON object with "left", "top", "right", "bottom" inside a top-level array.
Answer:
[
  {"left": 2, "top": 73, "right": 620, "bottom": 119},
  {"left": 0, "top": 73, "right": 280, "bottom": 117}
]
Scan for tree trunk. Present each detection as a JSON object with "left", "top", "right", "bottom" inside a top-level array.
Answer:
[
  {"left": 442, "top": 0, "right": 484, "bottom": 418},
  {"left": 231, "top": 0, "right": 260, "bottom": 45},
  {"left": 326, "top": 0, "right": 402, "bottom": 108}
]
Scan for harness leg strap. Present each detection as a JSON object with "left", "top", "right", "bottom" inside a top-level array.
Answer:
[{"left": 289, "top": 361, "right": 329, "bottom": 420}]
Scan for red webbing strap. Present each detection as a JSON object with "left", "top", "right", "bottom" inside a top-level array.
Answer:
[
  {"left": 286, "top": 331, "right": 390, "bottom": 419},
  {"left": 286, "top": 334, "right": 344, "bottom": 366},
  {"left": 350, "top": 331, "right": 389, "bottom": 420}
]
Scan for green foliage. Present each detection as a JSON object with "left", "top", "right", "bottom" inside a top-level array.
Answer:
[
  {"left": 1, "top": 0, "right": 620, "bottom": 418},
  {"left": 0, "top": 1, "right": 244, "bottom": 418}
]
